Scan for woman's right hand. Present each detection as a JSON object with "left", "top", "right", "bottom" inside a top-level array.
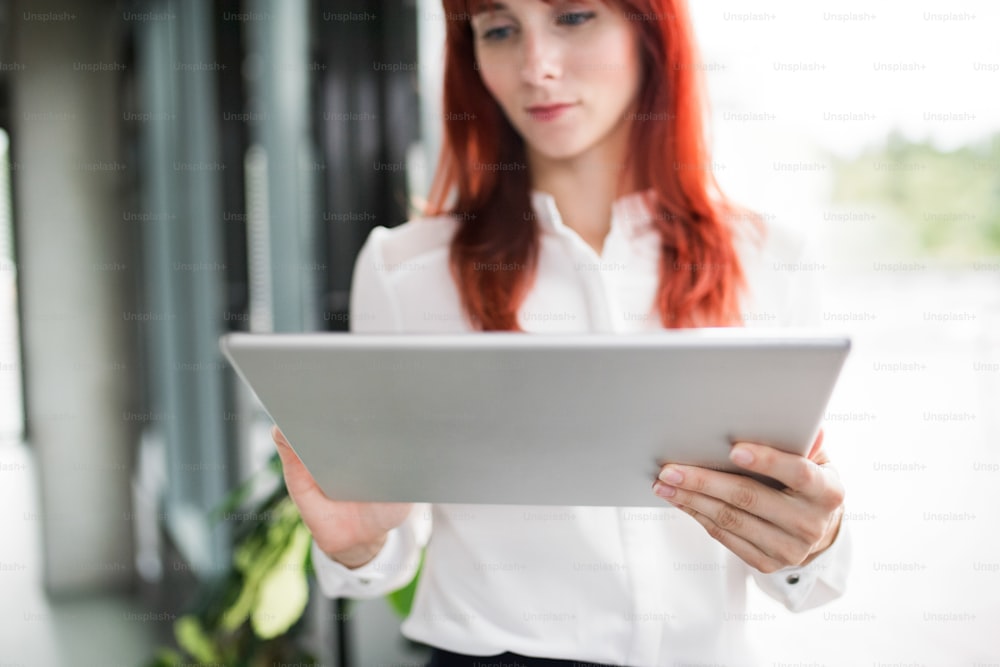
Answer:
[{"left": 272, "top": 425, "right": 413, "bottom": 569}]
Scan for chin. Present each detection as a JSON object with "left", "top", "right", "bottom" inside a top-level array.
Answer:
[{"left": 523, "top": 135, "right": 594, "bottom": 163}]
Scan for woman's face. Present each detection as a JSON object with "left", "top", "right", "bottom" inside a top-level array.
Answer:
[{"left": 470, "top": 0, "right": 643, "bottom": 164}]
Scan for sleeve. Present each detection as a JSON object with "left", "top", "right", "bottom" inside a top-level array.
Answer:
[
  {"left": 750, "top": 518, "right": 851, "bottom": 612},
  {"left": 311, "top": 505, "right": 431, "bottom": 600},
  {"left": 310, "top": 227, "right": 432, "bottom": 599},
  {"left": 348, "top": 226, "right": 401, "bottom": 334}
]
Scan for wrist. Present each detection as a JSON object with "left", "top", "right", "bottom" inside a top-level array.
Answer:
[
  {"left": 802, "top": 506, "right": 844, "bottom": 566},
  {"left": 328, "top": 533, "right": 389, "bottom": 570}
]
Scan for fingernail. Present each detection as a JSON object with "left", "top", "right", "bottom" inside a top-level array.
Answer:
[
  {"left": 653, "top": 481, "right": 676, "bottom": 498},
  {"left": 730, "top": 447, "right": 753, "bottom": 465},
  {"left": 658, "top": 468, "right": 683, "bottom": 484}
]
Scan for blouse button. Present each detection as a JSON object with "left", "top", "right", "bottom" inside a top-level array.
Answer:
[{"left": 785, "top": 574, "right": 800, "bottom": 585}]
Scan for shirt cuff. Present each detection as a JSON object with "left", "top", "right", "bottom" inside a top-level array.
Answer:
[
  {"left": 751, "top": 519, "right": 852, "bottom": 612},
  {"left": 310, "top": 517, "right": 422, "bottom": 600}
]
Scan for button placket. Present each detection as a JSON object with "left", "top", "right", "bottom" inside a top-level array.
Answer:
[
  {"left": 530, "top": 191, "right": 648, "bottom": 334},
  {"left": 598, "top": 231, "right": 632, "bottom": 334},
  {"left": 533, "top": 193, "right": 610, "bottom": 332},
  {"left": 560, "top": 234, "right": 611, "bottom": 332}
]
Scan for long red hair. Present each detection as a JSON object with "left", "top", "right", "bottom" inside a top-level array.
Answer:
[{"left": 426, "top": 0, "right": 761, "bottom": 331}]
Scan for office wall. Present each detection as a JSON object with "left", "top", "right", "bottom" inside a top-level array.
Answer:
[{"left": 10, "top": 0, "right": 137, "bottom": 594}]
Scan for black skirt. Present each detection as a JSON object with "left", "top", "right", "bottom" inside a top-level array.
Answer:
[{"left": 425, "top": 647, "right": 625, "bottom": 667}]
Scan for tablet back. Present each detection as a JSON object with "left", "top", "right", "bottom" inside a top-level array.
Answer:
[{"left": 220, "top": 330, "right": 850, "bottom": 507}]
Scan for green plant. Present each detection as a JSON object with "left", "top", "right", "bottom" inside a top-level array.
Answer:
[
  {"left": 147, "top": 454, "right": 317, "bottom": 666},
  {"left": 830, "top": 130, "right": 1000, "bottom": 260},
  {"left": 147, "top": 453, "right": 423, "bottom": 666}
]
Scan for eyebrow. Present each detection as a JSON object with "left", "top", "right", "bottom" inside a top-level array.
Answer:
[{"left": 473, "top": 1, "right": 509, "bottom": 17}]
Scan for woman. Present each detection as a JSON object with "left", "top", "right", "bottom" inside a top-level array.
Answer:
[{"left": 274, "top": 0, "right": 849, "bottom": 665}]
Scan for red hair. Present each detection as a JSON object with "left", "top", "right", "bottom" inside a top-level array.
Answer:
[{"left": 426, "top": 0, "right": 762, "bottom": 331}]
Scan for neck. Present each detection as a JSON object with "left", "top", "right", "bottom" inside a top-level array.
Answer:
[{"left": 526, "top": 125, "right": 638, "bottom": 256}]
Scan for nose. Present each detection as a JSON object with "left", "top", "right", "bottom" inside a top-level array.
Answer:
[{"left": 519, "top": 28, "right": 561, "bottom": 84}]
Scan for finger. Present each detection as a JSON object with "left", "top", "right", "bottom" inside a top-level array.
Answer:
[
  {"left": 809, "top": 445, "right": 832, "bottom": 467},
  {"left": 729, "top": 441, "right": 840, "bottom": 506},
  {"left": 807, "top": 428, "right": 825, "bottom": 460},
  {"left": 654, "top": 481, "right": 814, "bottom": 566},
  {"left": 669, "top": 502, "right": 786, "bottom": 574},
  {"left": 656, "top": 464, "right": 788, "bottom": 527},
  {"left": 270, "top": 425, "right": 331, "bottom": 509}
]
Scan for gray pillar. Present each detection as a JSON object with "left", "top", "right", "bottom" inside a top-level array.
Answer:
[
  {"left": 11, "top": 0, "right": 136, "bottom": 594},
  {"left": 245, "top": 0, "right": 320, "bottom": 333},
  {"left": 132, "top": 0, "right": 231, "bottom": 576}
]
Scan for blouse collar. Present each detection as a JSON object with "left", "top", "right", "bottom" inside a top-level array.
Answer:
[{"left": 529, "top": 188, "right": 657, "bottom": 238}]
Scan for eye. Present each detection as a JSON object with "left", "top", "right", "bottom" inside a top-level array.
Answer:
[
  {"left": 556, "top": 10, "right": 596, "bottom": 26},
  {"left": 481, "top": 24, "right": 515, "bottom": 41}
]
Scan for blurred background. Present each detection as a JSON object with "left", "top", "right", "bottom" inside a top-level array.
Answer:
[{"left": 0, "top": 0, "right": 997, "bottom": 665}]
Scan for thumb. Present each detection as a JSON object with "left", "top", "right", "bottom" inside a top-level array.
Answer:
[
  {"left": 271, "top": 425, "right": 328, "bottom": 504},
  {"left": 807, "top": 427, "right": 825, "bottom": 460},
  {"left": 807, "top": 427, "right": 832, "bottom": 466}
]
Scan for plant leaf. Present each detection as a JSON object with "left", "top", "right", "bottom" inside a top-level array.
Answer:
[
  {"left": 385, "top": 549, "right": 424, "bottom": 619},
  {"left": 222, "top": 502, "right": 303, "bottom": 632},
  {"left": 145, "top": 648, "right": 184, "bottom": 667},
  {"left": 174, "top": 615, "right": 221, "bottom": 664},
  {"left": 251, "top": 521, "right": 313, "bottom": 639}
]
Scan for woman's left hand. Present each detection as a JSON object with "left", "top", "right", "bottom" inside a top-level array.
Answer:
[{"left": 653, "top": 428, "right": 845, "bottom": 573}]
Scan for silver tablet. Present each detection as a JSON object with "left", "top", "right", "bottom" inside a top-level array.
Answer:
[{"left": 220, "top": 330, "right": 850, "bottom": 507}]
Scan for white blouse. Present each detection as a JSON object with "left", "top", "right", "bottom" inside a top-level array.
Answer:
[{"left": 311, "top": 189, "right": 851, "bottom": 667}]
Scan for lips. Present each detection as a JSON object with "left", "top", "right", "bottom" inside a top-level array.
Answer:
[{"left": 526, "top": 102, "right": 576, "bottom": 122}]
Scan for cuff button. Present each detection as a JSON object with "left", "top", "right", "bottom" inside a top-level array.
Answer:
[{"left": 785, "top": 574, "right": 800, "bottom": 585}]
